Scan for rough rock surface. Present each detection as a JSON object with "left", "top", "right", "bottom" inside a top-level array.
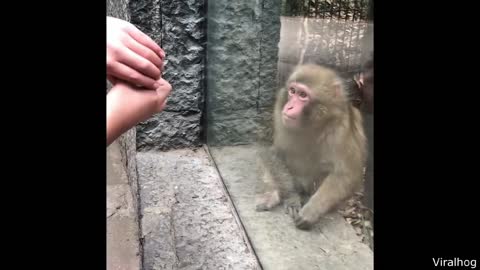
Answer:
[
  {"left": 108, "top": 0, "right": 130, "bottom": 21},
  {"left": 136, "top": 111, "right": 202, "bottom": 152},
  {"left": 206, "top": 0, "right": 281, "bottom": 146},
  {"left": 130, "top": 0, "right": 206, "bottom": 151},
  {"left": 137, "top": 148, "right": 260, "bottom": 269}
]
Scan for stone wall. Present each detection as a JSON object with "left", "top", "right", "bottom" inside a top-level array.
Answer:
[
  {"left": 127, "top": 0, "right": 281, "bottom": 149},
  {"left": 107, "top": 0, "right": 130, "bottom": 21},
  {"left": 205, "top": 0, "right": 282, "bottom": 146},
  {"left": 130, "top": 0, "right": 206, "bottom": 151}
]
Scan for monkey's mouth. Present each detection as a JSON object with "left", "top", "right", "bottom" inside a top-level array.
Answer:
[
  {"left": 282, "top": 114, "right": 300, "bottom": 128},
  {"left": 283, "top": 114, "right": 296, "bottom": 120}
]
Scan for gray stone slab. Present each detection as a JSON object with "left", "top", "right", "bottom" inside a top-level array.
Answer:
[
  {"left": 107, "top": 216, "right": 142, "bottom": 270},
  {"left": 209, "top": 145, "right": 373, "bottom": 270},
  {"left": 107, "top": 142, "right": 141, "bottom": 270},
  {"left": 107, "top": 142, "right": 129, "bottom": 186},
  {"left": 137, "top": 148, "right": 260, "bottom": 270}
]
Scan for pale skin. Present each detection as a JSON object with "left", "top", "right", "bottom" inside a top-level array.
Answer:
[
  {"left": 107, "top": 79, "right": 171, "bottom": 146},
  {"left": 107, "top": 16, "right": 166, "bottom": 89},
  {"left": 106, "top": 16, "right": 171, "bottom": 146},
  {"left": 282, "top": 82, "right": 314, "bottom": 129}
]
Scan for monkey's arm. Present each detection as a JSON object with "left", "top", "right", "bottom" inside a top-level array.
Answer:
[
  {"left": 255, "top": 146, "right": 297, "bottom": 211},
  {"left": 295, "top": 172, "right": 358, "bottom": 230}
]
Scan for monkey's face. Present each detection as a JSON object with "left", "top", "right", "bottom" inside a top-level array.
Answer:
[{"left": 282, "top": 82, "right": 314, "bottom": 129}]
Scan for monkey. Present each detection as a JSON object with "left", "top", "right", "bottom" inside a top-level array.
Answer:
[
  {"left": 354, "top": 57, "right": 374, "bottom": 213},
  {"left": 353, "top": 58, "right": 374, "bottom": 113},
  {"left": 255, "top": 64, "right": 367, "bottom": 230}
]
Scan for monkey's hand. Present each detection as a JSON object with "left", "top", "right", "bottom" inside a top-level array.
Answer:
[
  {"left": 255, "top": 190, "right": 281, "bottom": 212},
  {"left": 284, "top": 194, "right": 303, "bottom": 219},
  {"left": 294, "top": 203, "right": 321, "bottom": 230}
]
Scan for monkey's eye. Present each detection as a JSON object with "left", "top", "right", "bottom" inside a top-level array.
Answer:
[
  {"left": 299, "top": 91, "right": 307, "bottom": 99},
  {"left": 288, "top": 87, "right": 296, "bottom": 95}
]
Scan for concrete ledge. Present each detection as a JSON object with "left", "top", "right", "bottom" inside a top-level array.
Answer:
[{"left": 107, "top": 141, "right": 141, "bottom": 270}]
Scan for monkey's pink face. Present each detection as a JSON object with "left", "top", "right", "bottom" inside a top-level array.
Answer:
[{"left": 282, "top": 82, "right": 313, "bottom": 128}]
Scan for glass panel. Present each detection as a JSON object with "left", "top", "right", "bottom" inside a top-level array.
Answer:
[{"left": 206, "top": 1, "right": 373, "bottom": 268}]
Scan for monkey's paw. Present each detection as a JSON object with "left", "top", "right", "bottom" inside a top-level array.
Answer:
[
  {"left": 255, "top": 191, "right": 281, "bottom": 212},
  {"left": 294, "top": 215, "right": 314, "bottom": 230},
  {"left": 256, "top": 202, "right": 272, "bottom": 212},
  {"left": 284, "top": 196, "right": 302, "bottom": 219},
  {"left": 294, "top": 206, "right": 320, "bottom": 230}
]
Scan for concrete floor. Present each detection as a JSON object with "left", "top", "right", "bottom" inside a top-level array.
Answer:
[
  {"left": 209, "top": 145, "right": 373, "bottom": 270},
  {"left": 108, "top": 144, "right": 373, "bottom": 270},
  {"left": 137, "top": 148, "right": 260, "bottom": 270}
]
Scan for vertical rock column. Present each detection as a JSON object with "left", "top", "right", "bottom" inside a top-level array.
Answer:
[{"left": 130, "top": 0, "right": 207, "bottom": 151}]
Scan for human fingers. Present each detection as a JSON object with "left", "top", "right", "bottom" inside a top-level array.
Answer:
[
  {"left": 126, "top": 26, "right": 164, "bottom": 59},
  {"left": 117, "top": 47, "right": 161, "bottom": 80},
  {"left": 125, "top": 38, "right": 163, "bottom": 69},
  {"left": 107, "top": 62, "right": 159, "bottom": 90},
  {"left": 155, "top": 78, "right": 172, "bottom": 98}
]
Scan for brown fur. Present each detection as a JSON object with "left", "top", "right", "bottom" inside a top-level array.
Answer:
[{"left": 256, "top": 64, "right": 367, "bottom": 230}]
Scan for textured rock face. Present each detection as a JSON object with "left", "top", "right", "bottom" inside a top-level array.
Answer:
[
  {"left": 136, "top": 111, "right": 202, "bottom": 151},
  {"left": 206, "top": 0, "right": 281, "bottom": 146},
  {"left": 130, "top": 0, "right": 206, "bottom": 151},
  {"left": 107, "top": 0, "right": 130, "bottom": 21},
  {"left": 129, "top": 0, "right": 281, "bottom": 149}
]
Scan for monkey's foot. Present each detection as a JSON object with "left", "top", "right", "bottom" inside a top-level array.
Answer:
[
  {"left": 284, "top": 196, "right": 302, "bottom": 219},
  {"left": 255, "top": 190, "right": 281, "bottom": 211},
  {"left": 294, "top": 205, "right": 321, "bottom": 231},
  {"left": 294, "top": 216, "right": 314, "bottom": 230}
]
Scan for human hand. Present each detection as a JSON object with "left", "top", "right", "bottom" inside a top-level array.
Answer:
[
  {"left": 107, "top": 16, "right": 166, "bottom": 90},
  {"left": 107, "top": 78, "right": 172, "bottom": 145}
]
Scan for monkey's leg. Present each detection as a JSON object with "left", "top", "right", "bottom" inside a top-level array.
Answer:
[
  {"left": 295, "top": 174, "right": 356, "bottom": 230},
  {"left": 256, "top": 191, "right": 281, "bottom": 211},
  {"left": 255, "top": 147, "right": 291, "bottom": 211},
  {"left": 255, "top": 165, "right": 282, "bottom": 211},
  {"left": 283, "top": 176, "right": 309, "bottom": 218},
  {"left": 255, "top": 147, "right": 280, "bottom": 211}
]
